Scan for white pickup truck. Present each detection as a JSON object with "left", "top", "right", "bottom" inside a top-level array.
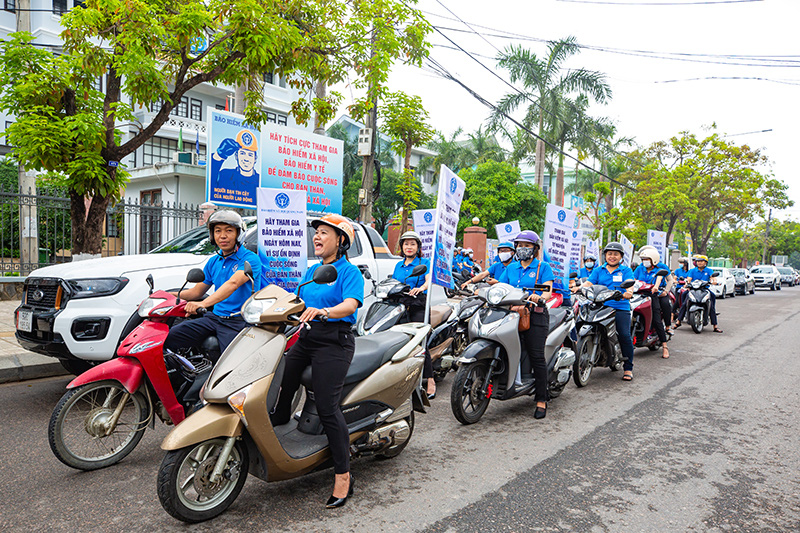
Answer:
[{"left": 14, "top": 216, "right": 399, "bottom": 374}]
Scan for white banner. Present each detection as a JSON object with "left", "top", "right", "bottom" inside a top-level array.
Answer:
[
  {"left": 586, "top": 238, "right": 600, "bottom": 260},
  {"left": 256, "top": 188, "right": 307, "bottom": 291},
  {"left": 569, "top": 227, "right": 584, "bottom": 275},
  {"left": 543, "top": 204, "right": 579, "bottom": 286},
  {"left": 412, "top": 209, "right": 436, "bottom": 260},
  {"left": 619, "top": 233, "right": 634, "bottom": 267},
  {"left": 647, "top": 229, "right": 668, "bottom": 264},
  {"left": 495, "top": 220, "right": 520, "bottom": 244},
  {"left": 431, "top": 165, "right": 466, "bottom": 288}
]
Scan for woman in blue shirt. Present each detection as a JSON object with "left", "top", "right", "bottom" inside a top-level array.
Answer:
[
  {"left": 575, "top": 242, "right": 636, "bottom": 381},
  {"left": 497, "top": 231, "right": 554, "bottom": 419},
  {"left": 270, "top": 214, "right": 363, "bottom": 509},
  {"left": 463, "top": 242, "right": 515, "bottom": 288},
  {"left": 633, "top": 248, "right": 670, "bottom": 358},
  {"left": 579, "top": 254, "right": 597, "bottom": 279}
]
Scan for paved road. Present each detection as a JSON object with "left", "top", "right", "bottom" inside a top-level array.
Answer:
[{"left": 1, "top": 288, "right": 799, "bottom": 532}]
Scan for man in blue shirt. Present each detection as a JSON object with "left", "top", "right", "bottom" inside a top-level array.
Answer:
[
  {"left": 675, "top": 254, "right": 722, "bottom": 332},
  {"left": 165, "top": 210, "right": 263, "bottom": 359},
  {"left": 463, "top": 242, "right": 514, "bottom": 288},
  {"left": 575, "top": 241, "right": 637, "bottom": 381}
]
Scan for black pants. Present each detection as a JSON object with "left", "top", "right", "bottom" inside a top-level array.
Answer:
[
  {"left": 521, "top": 305, "right": 549, "bottom": 403},
  {"left": 677, "top": 290, "right": 718, "bottom": 325},
  {"left": 650, "top": 294, "right": 668, "bottom": 344},
  {"left": 271, "top": 322, "right": 355, "bottom": 474},
  {"left": 164, "top": 314, "right": 247, "bottom": 361},
  {"left": 402, "top": 295, "right": 433, "bottom": 379},
  {"left": 658, "top": 294, "right": 672, "bottom": 330}
]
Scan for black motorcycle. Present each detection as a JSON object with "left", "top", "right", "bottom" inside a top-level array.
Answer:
[
  {"left": 427, "top": 295, "right": 484, "bottom": 382},
  {"left": 572, "top": 279, "right": 635, "bottom": 387},
  {"left": 686, "top": 272, "right": 720, "bottom": 334}
]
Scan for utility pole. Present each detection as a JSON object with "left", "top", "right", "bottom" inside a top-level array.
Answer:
[
  {"left": 16, "top": 0, "right": 39, "bottom": 272},
  {"left": 761, "top": 208, "right": 772, "bottom": 264},
  {"left": 357, "top": 28, "right": 378, "bottom": 225}
]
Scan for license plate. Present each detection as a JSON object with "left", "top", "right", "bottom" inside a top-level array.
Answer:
[{"left": 18, "top": 310, "right": 33, "bottom": 333}]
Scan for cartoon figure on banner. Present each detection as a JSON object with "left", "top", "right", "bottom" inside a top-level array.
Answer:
[{"left": 210, "top": 129, "right": 260, "bottom": 206}]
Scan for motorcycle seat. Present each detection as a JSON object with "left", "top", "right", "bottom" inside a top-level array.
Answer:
[
  {"left": 300, "top": 330, "right": 411, "bottom": 390},
  {"left": 430, "top": 305, "right": 452, "bottom": 328},
  {"left": 548, "top": 308, "right": 568, "bottom": 332}
]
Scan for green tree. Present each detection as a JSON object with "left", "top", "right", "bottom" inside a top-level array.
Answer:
[
  {"left": 491, "top": 37, "right": 611, "bottom": 190},
  {"left": 0, "top": 0, "right": 430, "bottom": 256},
  {"left": 380, "top": 91, "right": 434, "bottom": 235},
  {"left": 457, "top": 160, "right": 548, "bottom": 239},
  {"left": 326, "top": 123, "right": 360, "bottom": 188},
  {"left": 464, "top": 125, "right": 505, "bottom": 165},
  {"left": 418, "top": 128, "right": 468, "bottom": 184}
]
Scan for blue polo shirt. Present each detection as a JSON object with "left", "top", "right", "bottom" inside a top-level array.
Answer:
[
  {"left": 579, "top": 266, "right": 595, "bottom": 279},
  {"left": 462, "top": 256, "right": 475, "bottom": 269},
  {"left": 687, "top": 267, "right": 712, "bottom": 282},
  {"left": 392, "top": 257, "right": 430, "bottom": 292},
  {"left": 634, "top": 262, "right": 669, "bottom": 289},
  {"left": 203, "top": 246, "right": 263, "bottom": 318},
  {"left": 674, "top": 267, "right": 689, "bottom": 279},
  {"left": 587, "top": 263, "right": 635, "bottom": 311},
  {"left": 487, "top": 260, "right": 510, "bottom": 280},
  {"left": 498, "top": 258, "right": 555, "bottom": 295},
  {"left": 297, "top": 256, "right": 364, "bottom": 324}
]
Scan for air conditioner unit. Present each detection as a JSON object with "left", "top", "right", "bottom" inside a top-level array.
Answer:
[{"left": 173, "top": 151, "right": 197, "bottom": 164}]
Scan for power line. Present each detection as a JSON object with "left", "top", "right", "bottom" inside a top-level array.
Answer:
[
  {"left": 422, "top": 56, "right": 636, "bottom": 192},
  {"left": 556, "top": 0, "right": 763, "bottom": 4},
  {"left": 655, "top": 76, "right": 800, "bottom": 85}
]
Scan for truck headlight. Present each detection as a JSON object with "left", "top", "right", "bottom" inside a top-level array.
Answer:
[{"left": 69, "top": 278, "right": 129, "bottom": 299}]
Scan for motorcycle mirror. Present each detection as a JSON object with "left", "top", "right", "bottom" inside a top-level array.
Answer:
[
  {"left": 711, "top": 271, "right": 720, "bottom": 277},
  {"left": 569, "top": 272, "right": 578, "bottom": 279},
  {"left": 242, "top": 261, "right": 256, "bottom": 294},
  {"left": 313, "top": 264, "right": 338, "bottom": 284},
  {"left": 411, "top": 264, "right": 428, "bottom": 277},
  {"left": 620, "top": 279, "right": 635, "bottom": 289},
  {"left": 358, "top": 265, "right": 372, "bottom": 280},
  {"left": 655, "top": 269, "right": 669, "bottom": 277},
  {"left": 186, "top": 268, "right": 205, "bottom": 284},
  {"left": 146, "top": 274, "right": 154, "bottom": 295}
]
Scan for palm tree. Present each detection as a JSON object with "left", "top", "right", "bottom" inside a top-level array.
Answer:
[
  {"left": 417, "top": 128, "right": 469, "bottom": 185},
  {"left": 464, "top": 125, "right": 506, "bottom": 165},
  {"left": 491, "top": 36, "right": 612, "bottom": 190},
  {"left": 327, "top": 123, "right": 360, "bottom": 187}
]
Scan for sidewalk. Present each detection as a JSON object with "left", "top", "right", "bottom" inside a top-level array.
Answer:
[{"left": 0, "top": 300, "right": 68, "bottom": 384}]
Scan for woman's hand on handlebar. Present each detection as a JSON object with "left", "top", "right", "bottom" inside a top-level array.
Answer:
[
  {"left": 299, "top": 306, "right": 324, "bottom": 323},
  {"left": 409, "top": 287, "right": 425, "bottom": 297}
]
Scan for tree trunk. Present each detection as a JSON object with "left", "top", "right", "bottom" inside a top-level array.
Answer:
[
  {"left": 399, "top": 149, "right": 413, "bottom": 236},
  {"left": 70, "top": 189, "right": 111, "bottom": 257}
]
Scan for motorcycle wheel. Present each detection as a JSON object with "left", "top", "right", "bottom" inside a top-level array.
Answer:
[
  {"left": 573, "top": 336, "right": 595, "bottom": 387},
  {"left": 376, "top": 412, "right": 414, "bottom": 459},
  {"left": 450, "top": 361, "right": 491, "bottom": 425},
  {"left": 157, "top": 438, "right": 249, "bottom": 523},
  {"left": 48, "top": 380, "right": 149, "bottom": 471},
  {"left": 690, "top": 310, "right": 704, "bottom": 334}
]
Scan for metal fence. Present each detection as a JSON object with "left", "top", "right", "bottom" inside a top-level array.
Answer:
[{"left": 0, "top": 186, "right": 203, "bottom": 275}]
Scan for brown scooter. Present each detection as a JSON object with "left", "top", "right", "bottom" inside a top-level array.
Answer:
[{"left": 156, "top": 264, "right": 430, "bottom": 523}]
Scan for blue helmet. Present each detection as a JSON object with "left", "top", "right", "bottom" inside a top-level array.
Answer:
[{"left": 498, "top": 241, "right": 514, "bottom": 251}]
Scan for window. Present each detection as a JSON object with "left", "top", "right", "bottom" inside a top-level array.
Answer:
[
  {"left": 190, "top": 98, "right": 202, "bottom": 121},
  {"left": 263, "top": 71, "right": 287, "bottom": 88},
  {"left": 74, "top": 0, "right": 85, "bottom": 7},
  {"left": 2, "top": 120, "right": 12, "bottom": 146},
  {"left": 142, "top": 136, "right": 177, "bottom": 166},
  {"left": 171, "top": 96, "right": 189, "bottom": 118},
  {"left": 4, "top": 0, "right": 16, "bottom": 13},
  {"left": 266, "top": 111, "right": 277, "bottom": 123},
  {"left": 105, "top": 213, "right": 120, "bottom": 238},
  {"left": 215, "top": 104, "right": 225, "bottom": 110},
  {"left": 53, "top": 0, "right": 67, "bottom": 14},
  {"left": 140, "top": 189, "right": 163, "bottom": 253},
  {"left": 92, "top": 76, "right": 103, "bottom": 92},
  {"left": 278, "top": 115, "right": 287, "bottom": 126}
]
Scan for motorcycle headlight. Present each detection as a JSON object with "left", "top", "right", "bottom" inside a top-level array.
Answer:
[
  {"left": 242, "top": 298, "right": 276, "bottom": 324},
  {"left": 138, "top": 297, "right": 167, "bottom": 317},
  {"left": 487, "top": 285, "right": 510, "bottom": 305},
  {"left": 69, "top": 277, "right": 128, "bottom": 299},
  {"left": 596, "top": 289, "right": 615, "bottom": 302},
  {"left": 374, "top": 280, "right": 398, "bottom": 299}
]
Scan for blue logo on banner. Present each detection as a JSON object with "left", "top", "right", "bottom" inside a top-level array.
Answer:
[
  {"left": 424, "top": 211, "right": 433, "bottom": 223},
  {"left": 449, "top": 178, "right": 457, "bottom": 194},
  {"left": 505, "top": 224, "right": 512, "bottom": 233},
  {"left": 572, "top": 230, "right": 578, "bottom": 238},
  {"left": 275, "top": 192, "right": 290, "bottom": 209},
  {"left": 557, "top": 210, "right": 566, "bottom": 223}
]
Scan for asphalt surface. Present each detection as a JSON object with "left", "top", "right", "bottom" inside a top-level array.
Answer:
[{"left": 1, "top": 287, "right": 798, "bottom": 532}]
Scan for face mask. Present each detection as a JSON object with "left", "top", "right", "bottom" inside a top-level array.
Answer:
[
  {"left": 516, "top": 247, "right": 535, "bottom": 261},
  {"left": 499, "top": 251, "right": 514, "bottom": 262},
  {"left": 643, "top": 260, "right": 652, "bottom": 268},
  {"left": 584, "top": 260, "right": 595, "bottom": 269}
]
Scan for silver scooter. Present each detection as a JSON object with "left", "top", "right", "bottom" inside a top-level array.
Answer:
[{"left": 450, "top": 283, "right": 577, "bottom": 425}]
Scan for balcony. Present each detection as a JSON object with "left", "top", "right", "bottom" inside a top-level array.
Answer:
[{"left": 132, "top": 111, "right": 207, "bottom": 137}]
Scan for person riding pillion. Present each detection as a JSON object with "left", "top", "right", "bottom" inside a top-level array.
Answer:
[
  {"left": 164, "top": 210, "right": 262, "bottom": 359},
  {"left": 574, "top": 242, "right": 637, "bottom": 381},
  {"left": 463, "top": 241, "right": 514, "bottom": 288},
  {"left": 634, "top": 248, "right": 671, "bottom": 359},
  {"left": 579, "top": 254, "right": 598, "bottom": 279},
  {"left": 270, "top": 214, "right": 364, "bottom": 509},
  {"left": 497, "top": 230, "right": 553, "bottom": 420}
]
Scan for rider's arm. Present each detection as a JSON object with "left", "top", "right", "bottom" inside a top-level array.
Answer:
[
  {"left": 467, "top": 270, "right": 491, "bottom": 285},
  {"left": 171, "top": 282, "right": 211, "bottom": 301},
  {"left": 193, "top": 270, "right": 251, "bottom": 310},
  {"left": 531, "top": 280, "right": 553, "bottom": 304},
  {"left": 663, "top": 273, "right": 675, "bottom": 293},
  {"left": 410, "top": 273, "right": 432, "bottom": 296},
  {"left": 300, "top": 297, "right": 360, "bottom": 322}
]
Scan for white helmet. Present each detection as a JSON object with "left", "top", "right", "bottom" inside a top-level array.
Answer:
[{"left": 640, "top": 248, "right": 660, "bottom": 264}]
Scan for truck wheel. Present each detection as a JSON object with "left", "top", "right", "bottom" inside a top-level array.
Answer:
[{"left": 59, "top": 359, "right": 94, "bottom": 376}]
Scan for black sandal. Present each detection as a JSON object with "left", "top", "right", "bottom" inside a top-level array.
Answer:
[{"left": 713, "top": 327, "right": 723, "bottom": 333}]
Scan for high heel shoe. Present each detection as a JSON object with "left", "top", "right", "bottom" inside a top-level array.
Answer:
[
  {"left": 326, "top": 474, "right": 354, "bottom": 509},
  {"left": 534, "top": 403, "right": 547, "bottom": 419}
]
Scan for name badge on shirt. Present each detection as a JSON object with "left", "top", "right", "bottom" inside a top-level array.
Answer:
[{"left": 613, "top": 274, "right": 623, "bottom": 282}]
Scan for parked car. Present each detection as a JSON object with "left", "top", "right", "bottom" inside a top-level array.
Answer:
[
  {"left": 730, "top": 268, "right": 755, "bottom": 295},
  {"left": 777, "top": 266, "right": 796, "bottom": 286},
  {"left": 794, "top": 269, "right": 800, "bottom": 286},
  {"left": 749, "top": 265, "right": 781, "bottom": 291},
  {"left": 709, "top": 267, "right": 736, "bottom": 299},
  {"left": 15, "top": 216, "right": 399, "bottom": 375}
]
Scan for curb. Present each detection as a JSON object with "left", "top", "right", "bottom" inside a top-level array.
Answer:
[{"left": 0, "top": 353, "right": 70, "bottom": 385}]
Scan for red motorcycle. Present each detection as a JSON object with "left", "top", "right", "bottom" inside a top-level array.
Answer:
[
  {"left": 47, "top": 268, "right": 220, "bottom": 471},
  {"left": 630, "top": 269, "right": 673, "bottom": 351}
]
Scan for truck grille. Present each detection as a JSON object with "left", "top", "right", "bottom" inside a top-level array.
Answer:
[{"left": 24, "top": 279, "right": 64, "bottom": 309}]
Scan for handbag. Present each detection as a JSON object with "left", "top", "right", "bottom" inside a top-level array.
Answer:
[{"left": 511, "top": 261, "right": 543, "bottom": 332}]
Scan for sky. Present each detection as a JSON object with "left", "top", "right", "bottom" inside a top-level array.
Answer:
[{"left": 333, "top": 0, "right": 800, "bottom": 221}]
